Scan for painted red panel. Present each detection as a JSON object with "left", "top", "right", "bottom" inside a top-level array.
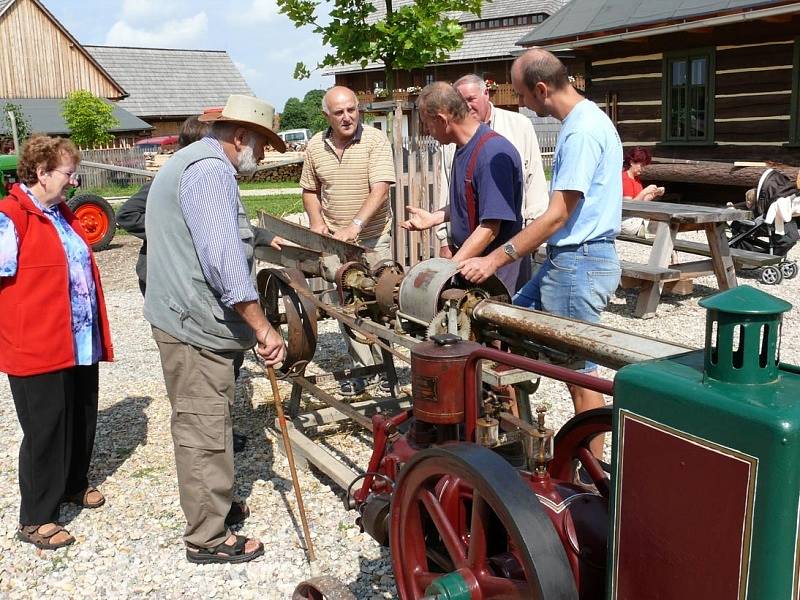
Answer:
[{"left": 615, "top": 415, "right": 752, "bottom": 600}]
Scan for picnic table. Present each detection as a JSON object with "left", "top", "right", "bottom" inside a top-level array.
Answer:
[{"left": 620, "top": 200, "right": 752, "bottom": 318}]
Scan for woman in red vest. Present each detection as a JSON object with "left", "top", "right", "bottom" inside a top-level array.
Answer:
[{"left": 0, "top": 136, "right": 113, "bottom": 549}]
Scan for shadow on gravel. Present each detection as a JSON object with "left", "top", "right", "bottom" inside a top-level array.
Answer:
[
  {"left": 231, "top": 365, "right": 313, "bottom": 546},
  {"left": 355, "top": 547, "right": 394, "bottom": 597},
  {"left": 91, "top": 395, "right": 152, "bottom": 486},
  {"left": 61, "top": 395, "right": 152, "bottom": 525},
  {"left": 608, "top": 283, "right": 718, "bottom": 317}
]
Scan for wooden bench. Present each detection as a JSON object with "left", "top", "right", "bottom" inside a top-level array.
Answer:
[
  {"left": 617, "top": 234, "right": 781, "bottom": 269},
  {"left": 535, "top": 249, "right": 680, "bottom": 283}
]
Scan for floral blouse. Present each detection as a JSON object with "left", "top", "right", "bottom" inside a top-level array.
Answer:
[{"left": 0, "top": 184, "right": 101, "bottom": 365}]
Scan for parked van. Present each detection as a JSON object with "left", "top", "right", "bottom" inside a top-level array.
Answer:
[{"left": 278, "top": 129, "right": 313, "bottom": 144}]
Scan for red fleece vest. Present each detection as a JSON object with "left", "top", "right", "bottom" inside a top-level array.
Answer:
[{"left": 0, "top": 184, "right": 113, "bottom": 376}]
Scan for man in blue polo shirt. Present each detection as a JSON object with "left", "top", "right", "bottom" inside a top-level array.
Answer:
[
  {"left": 402, "top": 81, "right": 525, "bottom": 295},
  {"left": 460, "top": 49, "right": 622, "bottom": 458}
]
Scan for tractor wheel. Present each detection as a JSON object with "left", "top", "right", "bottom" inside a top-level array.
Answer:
[
  {"left": 550, "top": 407, "right": 613, "bottom": 498},
  {"left": 390, "top": 443, "right": 577, "bottom": 600},
  {"left": 68, "top": 194, "right": 116, "bottom": 251}
]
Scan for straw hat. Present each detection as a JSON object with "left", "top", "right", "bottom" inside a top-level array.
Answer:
[{"left": 199, "top": 95, "right": 286, "bottom": 153}]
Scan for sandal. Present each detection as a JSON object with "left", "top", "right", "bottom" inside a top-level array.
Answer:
[
  {"left": 339, "top": 378, "right": 366, "bottom": 397},
  {"left": 63, "top": 486, "right": 105, "bottom": 509},
  {"left": 186, "top": 534, "right": 264, "bottom": 564},
  {"left": 225, "top": 500, "right": 250, "bottom": 526},
  {"left": 17, "top": 523, "right": 75, "bottom": 550}
]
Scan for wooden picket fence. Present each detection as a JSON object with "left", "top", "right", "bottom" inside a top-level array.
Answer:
[
  {"left": 387, "top": 103, "right": 441, "bottom": 267},
  {"left": 77, "top": 145, "right": 150, "bottom": 189},
  {"left": 386, "top": 103, "right": 559, "bottom": 267}
]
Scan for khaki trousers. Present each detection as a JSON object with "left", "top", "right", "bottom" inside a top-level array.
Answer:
[{"left": 152, "top": 326, "right": 236, "bottom": 548}]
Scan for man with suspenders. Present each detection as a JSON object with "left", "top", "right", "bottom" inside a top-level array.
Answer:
[{"left": 401, "top": 81, "right": 525, "bottom": 296}]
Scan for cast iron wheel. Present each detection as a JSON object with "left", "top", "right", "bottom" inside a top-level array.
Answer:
[
  {"left": 390, "top": 443, "right": 577, "bottom": 600},
  {"left": 550, "top": 408, "right": 613, "bottom": 498},
  {"left": 292, "top": 576, "right": 356, "bottom": 600},
  {"left": 68, "top": 194, "right": 115, "bottom": 251},
  {"left": 760, "top": 265, "right": 782, "bottom": 285},
  {"left": 781, "top": 261, "right": 798, "bottom": 280},
  {"left": 256, "top": 267, "right": 317, "bottom": 374}
]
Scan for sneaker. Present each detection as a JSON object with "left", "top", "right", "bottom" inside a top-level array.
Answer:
[{"left": 340, "top": 378, "right": 367, "bottom": 397}]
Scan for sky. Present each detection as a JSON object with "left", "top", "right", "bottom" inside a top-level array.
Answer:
[{"left": 45, "top": 0, "right": 333, "bottom": 112}]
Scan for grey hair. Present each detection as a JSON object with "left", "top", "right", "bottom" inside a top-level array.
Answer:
[
  {"left": 208, "top": 121, "right": 244, "bottom": 141},
  {"left": 453, "top": 74, "right": 486, "bottom": 92}
]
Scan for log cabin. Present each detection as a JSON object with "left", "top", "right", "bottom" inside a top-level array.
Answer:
[{"left": 518, "top": 0, "right": 800, "bottom": 201}]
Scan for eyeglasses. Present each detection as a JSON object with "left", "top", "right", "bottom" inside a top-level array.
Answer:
[{"left": 53, "top": 169, "right": 79, "bottom": 184}]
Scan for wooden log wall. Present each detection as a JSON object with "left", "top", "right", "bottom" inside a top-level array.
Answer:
[
  {"left": 0, "top": 0, "right": 124, "bottom": 99},
  {"left": 587, "top": 29, "right": 800, "bottom": 166}
]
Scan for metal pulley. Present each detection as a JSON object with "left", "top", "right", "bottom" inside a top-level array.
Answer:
[{"left": 256, "top": 267, "right": 318, "bottom": 374}]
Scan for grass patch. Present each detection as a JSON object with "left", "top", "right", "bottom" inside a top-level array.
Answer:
[
  {"left": 242, "top": 194, "right": 304, "bottom": 219},
  {"left": 85, "top": 180, "right": 300, "bottom": 198},
  {"left": 239, "top": 180, "right": 300, "bottom": 190}
]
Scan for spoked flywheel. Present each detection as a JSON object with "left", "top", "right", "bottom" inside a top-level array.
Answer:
[
  {"left": 390, "top": 444, "right": 577, "bottom": 600},
  {"left": 550, "top": 408, "right": 613, "bottom": 498}
]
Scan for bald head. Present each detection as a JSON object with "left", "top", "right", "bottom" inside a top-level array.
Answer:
[
  {"left": 512, "top": 48, "right": 570, "bottom": 92},
  {"left": 417, "top": 81, "right": 469, "bottom": 122},
  {"left": 322, "top": 86, "right": 357, "bottom": 114}
]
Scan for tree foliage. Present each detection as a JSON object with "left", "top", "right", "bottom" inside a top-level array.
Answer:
[
  {"left": 277, "top": 0, "right": 483, "bottom": 90},
  {"left": 1, "top": 102, "right": 32, "bottom": 147},
  {"left": 62, "top": 90, "right": 120, "bottom": 148},
  {"left": 279, "top": 89, "right": 330, "bottom": 133}
]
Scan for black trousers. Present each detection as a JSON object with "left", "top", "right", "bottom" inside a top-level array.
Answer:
[{"left": 9, "top": 364, "right": 99, "bottom": 525}]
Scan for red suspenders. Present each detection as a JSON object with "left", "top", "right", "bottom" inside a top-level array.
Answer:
[{"left": 464, "top": 129, "right": 500, "bottom": 232}]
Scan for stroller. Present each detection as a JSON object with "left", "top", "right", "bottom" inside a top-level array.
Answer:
[{"left": 728, "top": 168, "right": 799, "bottom": 285}]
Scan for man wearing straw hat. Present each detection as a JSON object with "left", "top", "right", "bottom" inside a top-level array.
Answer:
[{"left": 144, "top": 94, "right": 287, "bottom": 564}]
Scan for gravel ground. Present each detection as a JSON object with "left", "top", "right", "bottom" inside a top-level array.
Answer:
[{"left": 1, "top": 230, "right": 799, "bottom": 599}]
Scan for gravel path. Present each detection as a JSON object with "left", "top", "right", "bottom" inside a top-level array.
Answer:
[{"left": 1, "top": 230, "right": 799, "bottom": 599}]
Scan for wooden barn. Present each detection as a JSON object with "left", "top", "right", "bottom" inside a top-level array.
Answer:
[{"left": 519, "top": 0, "right": 800, "bottom": 199}]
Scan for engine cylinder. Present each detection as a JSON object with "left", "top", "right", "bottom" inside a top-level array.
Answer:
[{"left": 410, "top": 334, "right": 481, "bottom": 425}]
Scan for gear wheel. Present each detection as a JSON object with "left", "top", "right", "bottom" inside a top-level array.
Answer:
[{"left": 426, "top": 308, "right": 471, "bottom": 340}]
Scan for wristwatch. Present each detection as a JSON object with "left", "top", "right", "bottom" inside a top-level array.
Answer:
[
  {"left": 502, "top": 242, "right": 520, "bottom": 261},
  {"left": 351, "top": 217, "right": 364, "bottom": 229}
]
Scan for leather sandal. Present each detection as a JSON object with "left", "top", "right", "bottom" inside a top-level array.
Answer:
[
  {"left": 17, "top": 523, "right": 75, "bottom": 550},
  {"left": 63, "top": 486, "right": 105, "bottom": 508},
  {"left": 225, "top": 500, "right": 250, "bottom": 527},
  {"left": 186, "top": 534, "right": 264, "bottom": 564}
]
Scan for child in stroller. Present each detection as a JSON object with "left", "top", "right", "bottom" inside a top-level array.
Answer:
[{"left": 729, "top": 168, "right": 800, "bottom": 285}]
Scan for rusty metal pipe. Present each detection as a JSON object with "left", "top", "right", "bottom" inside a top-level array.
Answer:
[
  {"left": 471, "top": 300, "right": 692, "bottom": 370},
  {"left": 463, "top": 347, "right": 614, "bottom": 442}
]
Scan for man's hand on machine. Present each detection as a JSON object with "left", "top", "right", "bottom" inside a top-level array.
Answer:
[
  {"left": 459, "top": 253, "right": 500, "bottom": 284},
  {"left": 256, "top": 326, "right": 286, "bottom": 366}
]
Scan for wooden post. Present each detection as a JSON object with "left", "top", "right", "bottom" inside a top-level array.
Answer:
[
  {"left": 408, "top": 109, "right": 420, "bottom": 266},
  {"left": 391, "top": 102, "right": 405, "bottom": 265}
]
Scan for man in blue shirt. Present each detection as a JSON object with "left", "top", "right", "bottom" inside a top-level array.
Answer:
[
  {"left": 402, "top": 81, "right": 525, "bottom": 295},
  {"left": 460, "top": 49, "right": 623, "bottom": 458}
]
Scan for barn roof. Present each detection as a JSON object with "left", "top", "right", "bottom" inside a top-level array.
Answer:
[
  {"left": 85, "top": 46, "right": 253, "bottom": 119},
  {"left": 0, "top": 98, "right": 152, "bottom": 136}
]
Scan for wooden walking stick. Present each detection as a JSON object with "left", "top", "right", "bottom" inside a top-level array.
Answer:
[{"left": 267, "top": 365, "right": 316, "bottom": 564}]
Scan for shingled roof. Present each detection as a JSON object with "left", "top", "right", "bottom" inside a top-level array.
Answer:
[
  {"left": 459, "top": 0, "right": 566, "bottom": 22},
  {"left": 0, "top": 98, "right": 152, "bottom": 136},
  {"left": 518, "top": 0, "right": 788, "bottom": 47},
  {"left": 85, "top": 46, "right": 253, "bottom": 119}
]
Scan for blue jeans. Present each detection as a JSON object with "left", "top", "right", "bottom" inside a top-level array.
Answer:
[{"left": 513, "top": 240, "right": 620, "bottom": 371}]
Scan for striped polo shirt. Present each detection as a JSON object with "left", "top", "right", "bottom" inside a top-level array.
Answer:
[{"left": 300, "top": 123, "right": 396, "bottom": 241}]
